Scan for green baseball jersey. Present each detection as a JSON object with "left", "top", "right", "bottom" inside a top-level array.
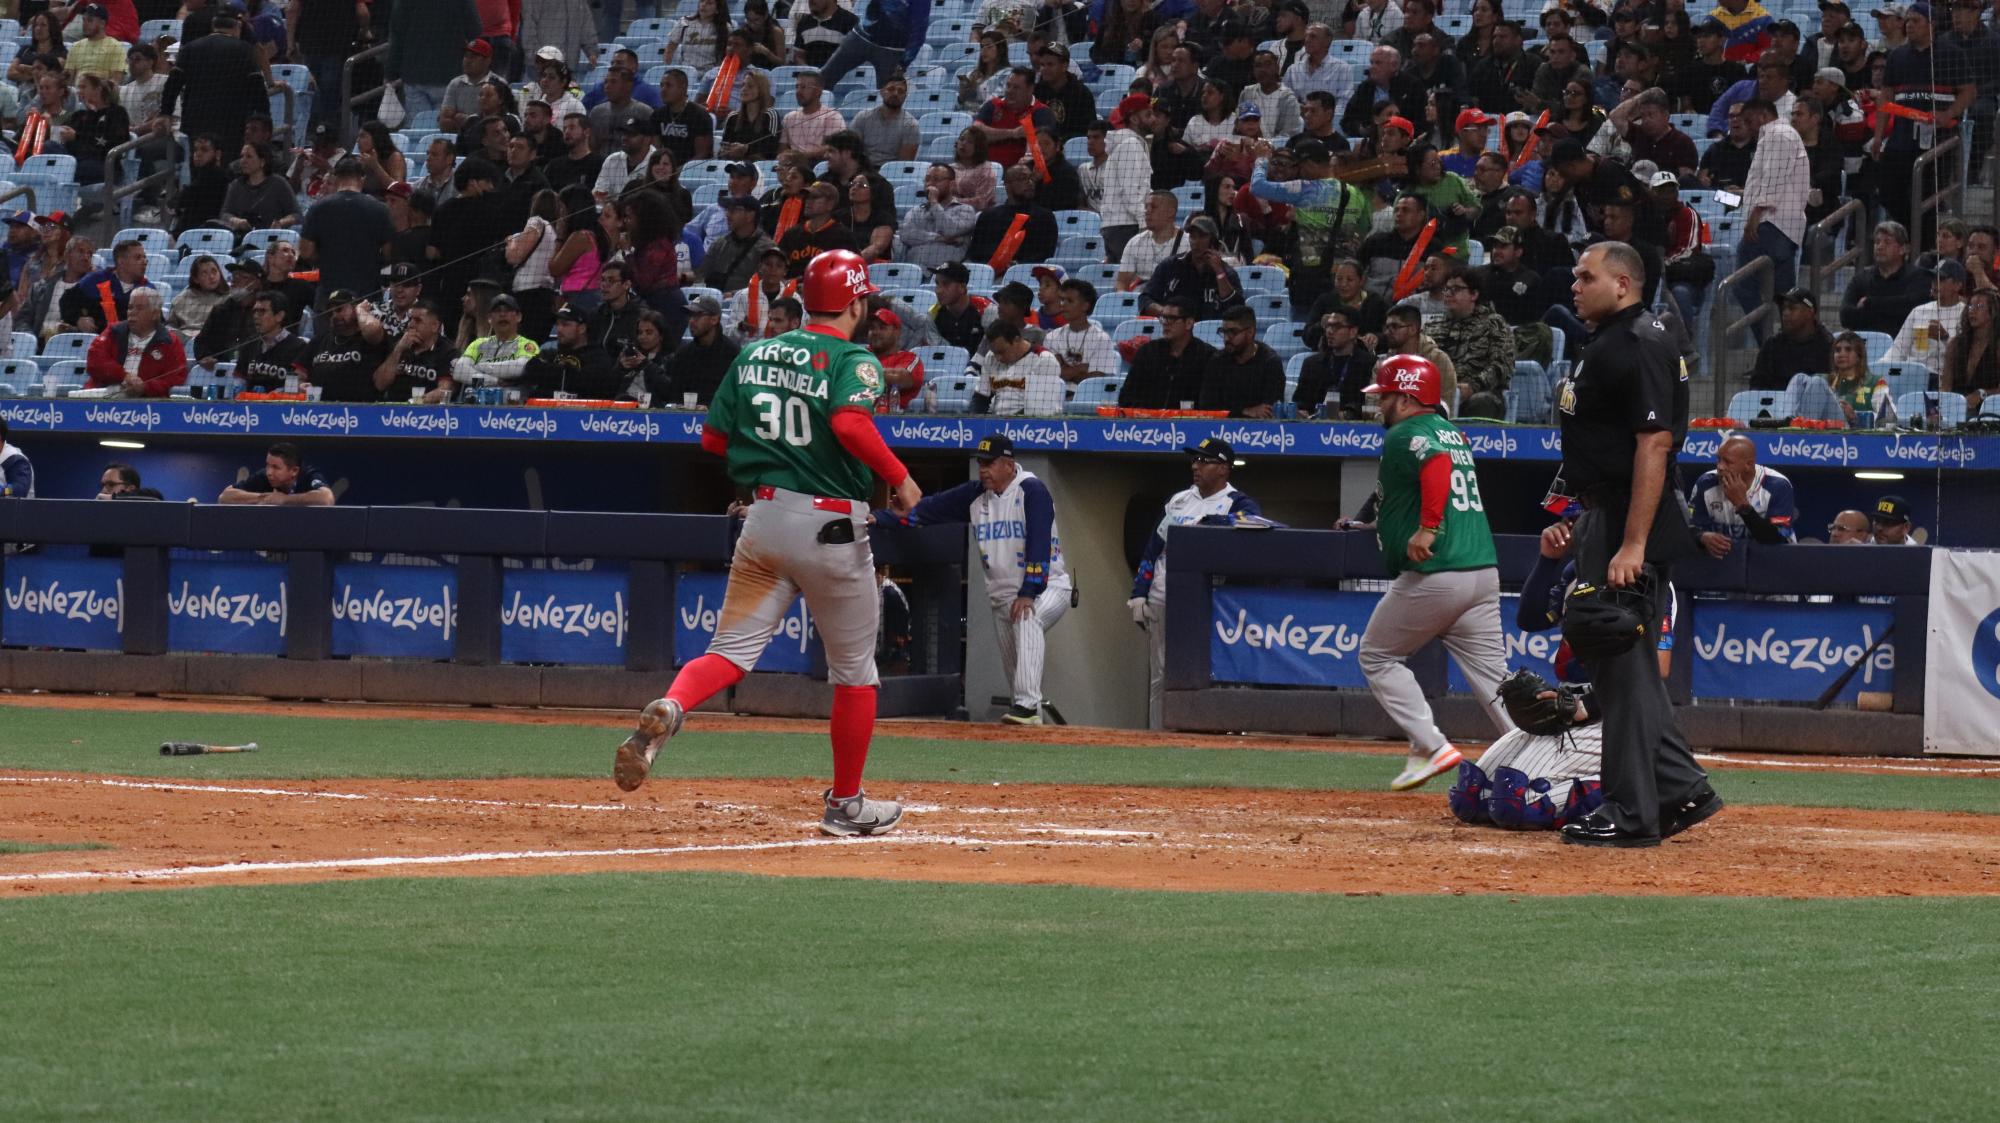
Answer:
[
  {"left": 706, "top": 326, "right": 884, "bottom": 500},
  {"left": 1375, "top": 412, "right": 1498, "bottom": 578}
]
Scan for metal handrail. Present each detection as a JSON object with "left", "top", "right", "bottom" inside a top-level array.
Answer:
[
  {"left": 97, "top": 132, "right": 180, "bottom": 242},
  {"left": 1804, "top": 198, "right": 1865, "bottom": 305},
  {"left": 1911, "top": 134, "right": 1961, "bottom": 240},
  {"left": 1707, "top": 254, "right": 1773, "bottom": 417},
  {"left": 339, "top": 44, "right": 393, "bottom": 149},
  {"left": 0, "top": 183, "right": 40, "bottom": 212}
]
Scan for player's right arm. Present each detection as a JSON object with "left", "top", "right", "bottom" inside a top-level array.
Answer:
[{"left": 877, "top": 478, "right": 981, "bottom": 527}]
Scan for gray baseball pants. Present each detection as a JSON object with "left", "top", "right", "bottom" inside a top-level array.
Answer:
[{"left": 1359, "top": 566, "right": 1514, "bottom": 754}]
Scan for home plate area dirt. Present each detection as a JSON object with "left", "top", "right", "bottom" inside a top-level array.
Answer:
[{"left": 4, "top": 772, "right": 1998, "bottom": 898}]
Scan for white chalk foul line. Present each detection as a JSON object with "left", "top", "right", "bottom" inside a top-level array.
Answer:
[
  {"left": 1695, "top": 753, "right": 2000, "bottom": 775},
  {"left": 0, "top": 774, "right": 657, "bottom": 815},
  {"left": 0, "top": 832, "right": 1180, "bottom": 885}
]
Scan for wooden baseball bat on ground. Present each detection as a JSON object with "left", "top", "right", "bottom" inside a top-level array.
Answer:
[{"left": 160, "top": 742, "right": 260, "bottom": 756}]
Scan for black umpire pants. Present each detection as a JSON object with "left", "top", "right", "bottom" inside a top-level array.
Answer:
[{"left": 1572, "top": 500, "right": 1708, "bottom": 836}]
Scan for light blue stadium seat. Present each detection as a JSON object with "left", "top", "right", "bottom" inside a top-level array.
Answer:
[
  {"left": 1511, "top": 362, "right": 1553, "bottom": 423},
  {"left": 0, "top": 358, "right": 38, "bottom": 394},
  {"left": 1238, "top": 265, "right": 1286, "bottom": 295},
  {"left": 1095, "top": 290, "right": 1142, "bottom": 327},
  {"left": 841, "top": 89, "right": 882, "bottom": 113},
  {"left": 881, "top": 160, "right": 928, "bottom": 182},
  {"left": 918, "top": 134, "right": 957, "bottom": 162},
  {"left": 176, "top": 229, "right": 235, "bottom": 259},
  {"left": 114, "top": 227, "right": 173, "bottom": 255},
  {"left": 1193, "top": 320, "right": 1225, "bottom": 348},
  {"left": 1857, "top": 331, "right": 1895, "bottom": 367},
  {"left": 627, "top": 17, "right": 675, "bottom": 37},
  {"left": 1725, "top": 389, "right": 1798, "bottom": 422},
  {"left": 1112, "top": 319, "right": 1161, "bottom": 347},
  {"left": 916, "top": 345, "right": 971, "bottom": 377},
  {"left": 41, "top": 333, "right": 96, "bottom": 366},
  {"left": 962, "top": 263, "right": 995, "bottom": 290},
  {"left": 1263, "top": 322, "right": 1305, "bottom": 360},
  {"left": 1065, "top": 375, "right": 1125, "bottom": 414},
  {"left": 1170, "top": 183, "right": 1204, "bottom": 219},
  {"left": 869, "top": 263, "right": 925, "bottom": 289},
  {"left": 1074, "top": 264, "right": 1119, "bottom": 294},
  {"left": 929, "top": 375, "right": 976, "bottom": 412},
  {"left": 243, "top": 229, "right": 298, "bottom": 255},
  {"left": 1245, "top": 293, "right": 1288, "bottom": 324},
  {"left": 15, "top": 154, "right": 77, "bottom": 214},
  {"left": 1882, "top": 363, "right": 1931, "bottom": 399},
  {"left": 139, "top": 18, "right": 181, "bottom": 42},
  {"left": 43, "top": 359, "right": 85, "bottom": 392},
  {"left": 1055, "top": 210, "right": 1101, "bottom": 238},
  {"left": 1895, "top": 390, "right": 1967, "bottom": 430},
  {"left": 1053, "top": 235, "right": 1104, "bottom": 269},
  {"left": 905, "top": 89, "right": 958, "bottom": 114}
]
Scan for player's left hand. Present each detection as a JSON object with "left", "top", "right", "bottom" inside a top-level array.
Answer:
[
  {"left": 1608, "top": 544, "right": 1645, "bottom": 588},
  {"left": 890, "top": 476, "right": 922, "bottom": 513},
  {"left": 1010, "top": 597, "right": 1035, "bottom": 622},
  {"left": 1406, "top": 527, "right": 1436, "bottom": 563}
]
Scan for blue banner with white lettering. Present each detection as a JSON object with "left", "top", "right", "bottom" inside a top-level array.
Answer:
[
  {"left": 1210, "top": 585, "right": 1374, "bottom": 688},
  {"left": 500, "top": 567, "right": 628, "bottom": 666},
  {"left": 330, "top": 563, "right": 458, "bottom": 659},
  {"left": 5, "top": 396, "right": 1998, "bottom": 468},
  {"left": 1691, "top": 601, "right": 1895, "bottom": 703},
  {"left": 167, "top": 559, "right": 287, "bottom": 655},
  {"left": 674, "top": 571, "right": 822, "bottom": 673},
  {"left": 1447, "top": 594, "right": 1560, "bottom": 693},
  {"left": 1, "top": 553, "right": 123, "bottom": 650}
]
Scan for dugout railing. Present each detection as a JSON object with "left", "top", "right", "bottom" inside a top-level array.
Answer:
[
  {"left": 1161, "top": 525, "right": 1932, "bottom": 756},
  {"left": 0, "top": 499, "right": 966, "bottom": 717}
]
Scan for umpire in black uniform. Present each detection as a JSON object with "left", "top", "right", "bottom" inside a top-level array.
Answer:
[{"left": 1552, "top": 242, "right": 1721, "bottom": 848}]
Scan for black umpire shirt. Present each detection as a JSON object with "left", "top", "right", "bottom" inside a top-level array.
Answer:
[{"left": 1556, "top": 301, "right": 1689, "bottom": 499}]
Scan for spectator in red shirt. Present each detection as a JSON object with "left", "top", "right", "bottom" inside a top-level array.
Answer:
[
  {"left": 972, "top": 67, "right": 1058, "bottom": 168},
  {"left": 84, "top": 287, "right": 187, "bottom": 397},
  {"left": 865, "top": 304, "right": 925, "bottom": 409}
]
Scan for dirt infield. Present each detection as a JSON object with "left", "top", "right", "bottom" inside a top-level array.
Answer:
[
  {"left": 5, "top": 770, "right": 1999, "bottom": 899},
  {"left": 4, "top": 695, "right": 1997, "bottom": 898}
]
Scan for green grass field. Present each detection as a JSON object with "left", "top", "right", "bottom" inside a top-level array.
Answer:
[{"left": 3, "top": 702, "right": 1998, "bottom": 1121}]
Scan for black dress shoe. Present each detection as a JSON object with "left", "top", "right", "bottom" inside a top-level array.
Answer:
[
  {"left": 1661, "top": 789, "right": 1724, "bottom": 840},
  {"left": 1560, "top": 811, "right": 1661, "bottom": 848}
]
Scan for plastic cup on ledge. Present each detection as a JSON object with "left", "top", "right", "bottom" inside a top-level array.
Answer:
[
  {"left": 682, "top": 392, "right": 698, "bottom": 409},
  {"left": 1853, "top": 409, "right": 1874, "bottom": 430},
  {"left": 410, "top": 386, "right": 425, "bottom": 403},
  {"left": 1178, "top": 400, "right": 1194, "bottom": 410},
  {"left": 305, "top": 385, "right": 323, "bottom": 402}
]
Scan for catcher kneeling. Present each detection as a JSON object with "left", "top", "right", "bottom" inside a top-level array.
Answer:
[{"left": 1449, "top": 513, "right": 1676, "bottom": 830}]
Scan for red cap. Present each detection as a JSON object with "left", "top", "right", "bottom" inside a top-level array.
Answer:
[
  {"left": 1362, "top": 353, "right": 1443, "bottom": 407},
  {"left": 800, "top": 249, "right": 879, "bottom": 314},
  {"left": 1110, "top": 93, "right": 1153, "bottom": 128},
  {"left": 870, "top": 305, "right": 902, "bottom": 328},
  {"left": 465, "top": 39, "right": 493, "bottom": 57},
  {"left": 1384, "top": 116, "right": 1416, "bottom": 137},
  {"left": 385, "top": 181, "right": 414, "bottom": 199},
  {"left": 1454, "top": 108, "right": 1491, "bottom": 132}
]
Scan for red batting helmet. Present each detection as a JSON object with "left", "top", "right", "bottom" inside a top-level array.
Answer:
[
  {"left": 1363, "top": 353, "right": 1443, "bottom": 407},
  {"left": 800, "top": 249, "right": 879, "bottom": 314}
]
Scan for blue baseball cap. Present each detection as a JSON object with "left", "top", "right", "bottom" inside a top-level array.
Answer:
[{"left": 3, "top": 211, "right": 34, "bottom": 226}]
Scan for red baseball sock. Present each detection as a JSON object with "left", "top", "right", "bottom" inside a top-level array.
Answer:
[
  {"left": 829, "top": 685, "right": 877, "bottom": 799},
  {"left": 665, "top": 654, "right": 744, "bottom": 713}
]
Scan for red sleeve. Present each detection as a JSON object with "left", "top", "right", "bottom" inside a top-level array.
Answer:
[
  {"left": 84, "top": 330, "right": 118, "bottom": 386},
  {"left": 700, "top": 425, "right": 729, "bottom": 457},
  {"left": 830, "top": 406, "right": 908, "bottom": 485},
  {"left": 1417, "top": 454, "right": 1450, "bottom": 530}
]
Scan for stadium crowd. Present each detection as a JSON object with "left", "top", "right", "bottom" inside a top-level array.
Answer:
[{"left": 0, "top": 0, "right": 1991, "bottom": 428}]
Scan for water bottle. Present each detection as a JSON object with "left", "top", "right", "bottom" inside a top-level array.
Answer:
[{"left": 921, "top": 382, "right": 937, "bottom": 412}]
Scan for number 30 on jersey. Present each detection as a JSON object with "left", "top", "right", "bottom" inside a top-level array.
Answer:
[{"left": 751, "top": 392, "right": 814, "bottom": 446}]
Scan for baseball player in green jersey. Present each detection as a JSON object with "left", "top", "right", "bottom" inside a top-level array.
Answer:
[
  {"left": 1358, "top": 353, "right": 1516, "bottom": 791},
  {"left": 612, "top": 249, "right": 924, "bottom": 837}
]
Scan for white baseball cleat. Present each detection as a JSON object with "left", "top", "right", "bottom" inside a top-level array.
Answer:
[
  {"left": 819, "top": 789, "right": 905, "bottom": 837},
  {"left": 613, "top": 698, "right": 683, "bottom": 792},
  {"left": 1390, "top": 743, "right": 1463, "bottom": 791}
]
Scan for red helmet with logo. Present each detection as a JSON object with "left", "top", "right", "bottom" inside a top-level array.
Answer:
[
  {"left": 1362, "top": 353, "right": 1443, "bottom": 407},
  {"left": 800, "top": 249, "right": 880, "bottom": 314}
]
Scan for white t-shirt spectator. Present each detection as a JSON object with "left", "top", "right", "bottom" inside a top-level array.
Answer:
[
  {"left": 976, "top": 346, "right": 1063, "bottom": 414},
  {"left": 1883, "top": 299, "right": 1966, "bottom": 377},
  {"left": 1118, "top": 228, "right": 1181, "bottom": 288},
  {"left": 1045, "top": 318, "right": 1119, "bottom": 380}
]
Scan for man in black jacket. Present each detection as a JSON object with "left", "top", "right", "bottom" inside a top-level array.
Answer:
[
  {"left": 587, "top": 262, "right": 646, "bottom": 354},
  {"left": 659, "top": 296, "right": 740, "bottom": 405},
  {"left": 1140, "top": 215, "right": 1245, "bottom": 320},
  {"left": 1294, "top": 309, "right": 1377, "bottom": 418},
  {"left": 522, "top": 305, "right": 621, "bottom": 399},
  {"left": 1198, "top": 306, "right": 1284, "bottom": 417},
  {"left": 965, "top": 166, "right": 1060, "bottom": 265},
  {"left": 1118, "top": 300, "right": 1215, "bottom": 408},
  {"left": 1750, "top": 288, "right": 1834, "bottom": 391},
  {"left": 1033, "top": 44, "right": 1096, "bottom": 141},
  {"left": 1840, "top": 221, "right": 1934, "bottom": 337},
  {"left": 155, "top": 13, "right": 267, "bottom": 155}
]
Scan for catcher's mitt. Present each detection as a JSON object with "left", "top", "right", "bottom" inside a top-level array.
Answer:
[{"left": 1496, "top": 668, "right": 1582, "bottom": 736}]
